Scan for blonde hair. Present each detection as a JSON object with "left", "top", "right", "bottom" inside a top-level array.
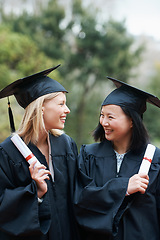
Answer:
[{"left": 16, "top": 92, "right": 63, "bottom": 144}]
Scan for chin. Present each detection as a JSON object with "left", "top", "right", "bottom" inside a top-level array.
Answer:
[
  {"left": 105, "top": 135, "right": 112, "bottom": 141},
  {"left": 58, "top": 124, "right": 65, "bottom": 130}
]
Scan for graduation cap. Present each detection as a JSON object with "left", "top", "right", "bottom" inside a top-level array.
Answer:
[
  {"left": 0, "top": 64, "right": 68, "bottom": 132},
  {"left": 102, "top": 76, "right": 160, "bottom": 114}
]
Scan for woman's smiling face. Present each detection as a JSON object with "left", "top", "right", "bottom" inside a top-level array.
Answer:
[
  {"left": 100, "top": 104, "right": 133, "bottom": 146},
  {"left": 42, "top": 92, "right": 70, "bottom": 131}
]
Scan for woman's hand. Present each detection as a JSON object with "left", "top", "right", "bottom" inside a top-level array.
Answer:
[
  {"left": 127, "top": 173, "right": 149, "bottom": 195},
  {"left": 29, "top": 160, "right": 51, "bottom": 199}
]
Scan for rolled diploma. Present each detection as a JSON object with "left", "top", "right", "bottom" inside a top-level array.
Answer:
[
  {"left": 11, "top": 134, "right": 41, "bottom": 167},
  {"left": 138, "top": 144, "right": 156, "bottom": 174}
]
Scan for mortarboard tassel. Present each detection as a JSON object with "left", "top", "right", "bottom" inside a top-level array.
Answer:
[{"left": 8, "top": 97, "right": 15, "bottom": 132}]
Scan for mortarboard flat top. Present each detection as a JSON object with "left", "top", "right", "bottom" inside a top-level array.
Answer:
[
  {"left": 102, "top": 76, "right": 160, "bottom": 114},
  {"left": 0, "top": 64, "right": 68, "bottom": 109}
]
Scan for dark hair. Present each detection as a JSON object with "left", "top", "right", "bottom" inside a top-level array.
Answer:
[{"left": 92, "top": 106, "right": 150, "bottom": 152}]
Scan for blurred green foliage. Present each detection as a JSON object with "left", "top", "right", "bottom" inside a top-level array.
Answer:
[
  {"left": 0, "top": 0, "right": 159, "bottom": 149},
  {"left": 143, "top": 65, "right": 160, "bottom": 145}
]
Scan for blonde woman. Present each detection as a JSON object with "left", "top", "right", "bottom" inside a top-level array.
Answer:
[{"left": 0, "top": 65, "right": 80, "bottom": 240}]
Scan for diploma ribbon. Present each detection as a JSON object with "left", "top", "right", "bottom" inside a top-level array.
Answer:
[
  {"left": 26, "top": 153, "right": 35, "bottom": 162},
  {"left": 143, "top": 157, "right": 152, "bottom": 163}
]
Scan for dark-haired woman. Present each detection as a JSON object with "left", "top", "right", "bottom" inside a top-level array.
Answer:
[{"left": 74, "top": 78, "right": 160, "bottom": 240}]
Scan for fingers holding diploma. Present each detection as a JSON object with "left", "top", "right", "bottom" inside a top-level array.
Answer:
[
  {"left": 127, "top": 173, "right": 149, "bottom": 195},
  {"left": 29, "top": 159, "right": 51, "bottom": 199}
]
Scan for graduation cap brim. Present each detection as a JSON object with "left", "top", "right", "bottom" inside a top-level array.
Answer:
[
  {"left": 107, "top": 76, "right": 160, "bottom": 109},
  {"left": 0, "top": 64, "right": 61, "bottom": 99}
]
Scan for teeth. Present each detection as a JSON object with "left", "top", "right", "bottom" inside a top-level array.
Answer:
[{"left": 105, "top": 130, "right": 112, "bottom": 133}]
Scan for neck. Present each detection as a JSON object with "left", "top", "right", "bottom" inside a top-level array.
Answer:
[
  {"left": 112, "top": 141, "right": 130, "bottom": 154},
  {"left": 36, "top": 130, "right": 49, "bottom": 164},
  {"left": 37, "top": 130, "right": 48, "bottom": 147}
]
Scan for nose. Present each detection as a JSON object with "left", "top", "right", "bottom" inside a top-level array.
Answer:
[
  {"left": 65, "top": 105, "right": 70, "bottom": 114},
  {"left": 102, "top": 119, "right": 109, "bottom": 127}
]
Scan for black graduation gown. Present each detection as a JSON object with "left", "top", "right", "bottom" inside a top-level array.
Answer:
[
  {"left": 74, "top": 140, "right": 160, "bottom": 240},
  {"left": 0, "top": 133, "right": 80, "bottom": 240}
]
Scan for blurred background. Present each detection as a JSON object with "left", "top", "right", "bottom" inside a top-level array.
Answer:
[{"left": 0, "top": 0, "right": 160, "bottom": 149}]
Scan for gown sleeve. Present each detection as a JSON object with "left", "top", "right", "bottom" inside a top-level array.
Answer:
[
  {"left": 0, "top": 146, "right": 51, "bottom": 237},
  {"left": 156, "top": 170, "right": 160, "bottom": 225},
  {"left": 74, "top": 144, "right": 130, "bottom": 234}
]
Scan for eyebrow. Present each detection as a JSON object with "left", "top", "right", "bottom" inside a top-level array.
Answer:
[
  {"left": 58, "top": 98, "right": 66, "bottom": 103},
  {"left": 101, "top": 111, "right": 116, "bottom": 116}
]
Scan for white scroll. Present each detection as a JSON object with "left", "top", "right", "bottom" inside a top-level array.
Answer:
[
  {"left": 138, "top": 144, "right": 156, "bottom": 174},
  {"left": 11, "top": 133, "right": 41, "bottom": 167}
]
